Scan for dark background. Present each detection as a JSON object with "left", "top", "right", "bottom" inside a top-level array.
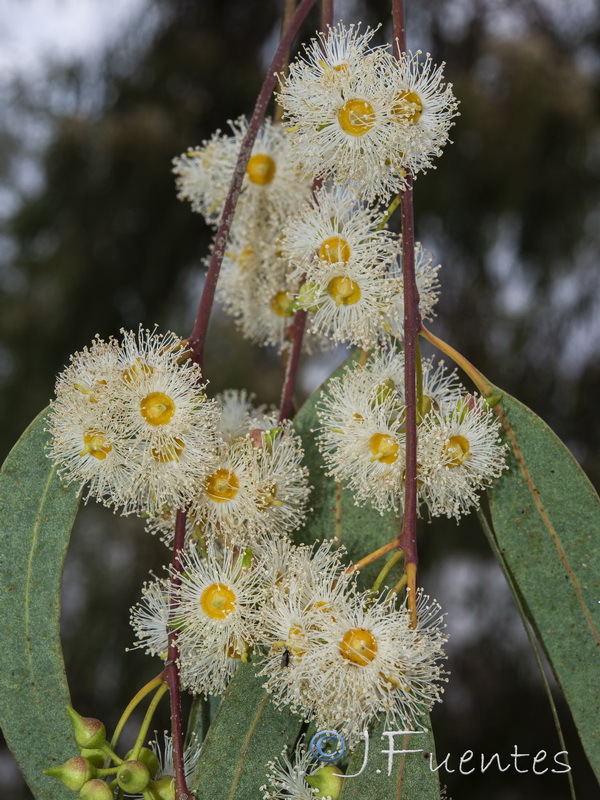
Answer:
[{"left": 1, "top": 0, "right": 599, "bottom": 798}]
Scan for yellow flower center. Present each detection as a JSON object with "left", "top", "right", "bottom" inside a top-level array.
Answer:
[
  {"left": 140, "top": 392, "right": 176, "bottom": 426},
  {"left": 200, "top": 583, "right": 237, "bottom": 619},
  {"left": 205, "top": 469, "right": 239, "bottom": 502},
  {"left": 318, "top": 236, "right": 351, "bottom": 264},
  {"left": 225, "top": 639, "right": 249, "bottom": 659},
  {"left": 79, "top": 430, "right": 112, "bottom": 461},
  {"left": 256, "top": 483, "right": 282, "bottom": 509},
  {"left": 327, "top": 276, "right": 361, "bottom": 306},
  {"left": 443, "top": 435, "right": 471, "bottom": 467},
  {"left": 339, "top": 627, "right": 378, "bottom": 666},
  {"left": 393, "top": 90, "right": 423, "bottom": 124},
  {"left": 246, "top": 153, "right": 276, "bottom": 185},
  {"left": 308, "top": 600, "right": 337, "bottom": 627},
  {"left": 270, "top": 291, "right": 294, "bottom": 317},
  {"left": 151, "top": 437, "right": 185, "bottom": 463},
  {"left": 320, "top": 60, "right": 350, "bottom": 86},
  {"left": 74, "top": 380, "right": 107, "bottom": 403},
  {"left": 238, "top": 246, "right": 256, "bottom": 272},
  {"left": 287, "top": 625, "right": 306, "bottom": 657},
  {"left": 370, "top": 432, "right": 399, "bottom": 464},
  {"left": 122, "top": 360, "right": 154, "bottom": 385},
  {"left": 338, "top": 99, "right": 376, "bottom": 136}
]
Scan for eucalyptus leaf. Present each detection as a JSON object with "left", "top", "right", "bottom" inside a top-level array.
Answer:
[
  {"left": 191, "top": 662, "right": 304, "bottom": 799},
  {"left": 487, "top": 389, "right": 600, "bottom": 779},
  {"left": 0, "top": 408, "right": 80, "bottom": 799},
  {"left": 339, "top": 716, "right": 441, "bottom": 800}
]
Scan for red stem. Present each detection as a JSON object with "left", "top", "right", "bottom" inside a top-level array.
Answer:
[
  {"left": 321, "top": 0, "right": 334, "bottom": 28},
  {"left": 166, "top": 509, "right": 190, "bottom": 800},
  {"left": 397, "top": 174, "right": 420, "bottom": 571},
  {"left": 392, "top": 0, "right": 406, "bottom": 53},
  {"left": 188, "top": 0, "right": 318, "bottom": 371},
  {"left": 279, "top": 309, "right": 307, "bottom": 421},
  {"left": 392, "top": 1, "right": 420, "bottom": 588}
]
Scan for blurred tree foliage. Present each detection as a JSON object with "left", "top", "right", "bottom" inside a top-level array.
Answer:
[{"left": 1, "top": 0, "right": 599, "bottom": 798}]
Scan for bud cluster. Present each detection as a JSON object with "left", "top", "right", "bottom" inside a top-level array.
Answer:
[{"left": 44, "top": 708, "right": 200, "bottom": 800}]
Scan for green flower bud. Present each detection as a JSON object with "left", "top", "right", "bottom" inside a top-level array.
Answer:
[
  {"left": 152, "top": 774, "right": 176, "bottom": 800},
  {"left": 240, "top": 547, "right": 254, "bottom": 569},
  {"left": 124, "top": 746, "right": 160, "bottom": 778},
  {"left": 297, "top": 281, "right": 321, "bottom": 312},
  {"left": 374, "top": 378, "right": 396, "bottom": 405},
  {"left": 78, "top": 778, "right": 114, "bottom": 800},
  {"left": 66, "top": 706, "right": 106, "bottom": 749},
  {"left": 262, "top": 426, "right": 283, "bottom": 450},
  {"left": 80, "top": 749, "right": 106, "bottom": 769},
  {"left": 117, "top": 759, "right": 151, "bottom": 793},
  {"left": 305, "top": 765, "right": 344, "bottom": 800},
  {"left": 44, "top": 756, "right": 96, "bottom": 791}
]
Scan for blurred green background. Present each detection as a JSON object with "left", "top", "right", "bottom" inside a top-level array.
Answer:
[{"left": 0, "top": 0, "right": 599, "bottom": 798}]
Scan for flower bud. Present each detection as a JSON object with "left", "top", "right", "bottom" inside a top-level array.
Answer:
[
  {"left": 152, "top": 775, "right": 176, "bottom": 800},
  {"left": 306, "top": 765, "right": 344, "bottom": 800},
  {"left": 117, "top": 759, "right": 151, "bottom": 793},
  {"left": 297, "top": 282, "right": 320, "bottom": 312},
  {"left": 124, "top": 746, "right": 160, "bottom": 778},
  {"left": 44, "top": 756, "right": 96, "bottom": 791},
  {"left": 374, "top": 379, "right": 396, "bottom": 405},
  {"left": 66, "top": 706, "right": 106, "bottom": 749},
  {"left": 78, "top": 778, "right": 114, "bottom": 800}
]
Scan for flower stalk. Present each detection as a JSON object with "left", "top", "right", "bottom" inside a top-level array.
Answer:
[{"left": 110, "top": 673, "right": 166, "bottom": 750}]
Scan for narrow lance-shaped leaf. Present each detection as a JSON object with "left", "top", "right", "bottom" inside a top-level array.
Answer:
[
  {"left": 487, "top": 388, "right": 600, "bottom": 779},
  {"left": 0, "top": 408, "right": 81, "bottom": 800},
  {"left": 339, "top": 716, "right": 441, "bottom": 800},
  {"left": 191, "top": 662, "right": 304, "bottom": 800}
]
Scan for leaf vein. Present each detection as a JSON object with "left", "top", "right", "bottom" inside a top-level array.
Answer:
[
  {"left": 227, "top": 691, "right": 269, "bottom": 800},
  {"left": 24, "top": 466, "right": 57, "bottom": 695}
]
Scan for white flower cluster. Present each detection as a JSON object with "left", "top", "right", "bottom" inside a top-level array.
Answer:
[
  {"left": 47, "top": 17, "right": 504, "bottom": 785},
  {"left": 47, "top": 338, "right": 311, "bottom": 541},
  {"left": 173, "top": 22, "right": 456, "bottom": 352},
  {"left": 174, "top": 117, "right": 313, "bottom": 352},
  {"left": 131, "top": 539, "right": 447, "bottom": 743},
  {"left": 47, "top": 328, "right": 220, "bottom": 515},
  {"left": 317, "top": 350, "right": 507, "bottom": 519},
  {"left": 278, "top": 24, "right": 459, "bottom": 200}
]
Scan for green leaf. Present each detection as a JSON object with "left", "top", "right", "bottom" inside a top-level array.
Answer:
[
  {"left": 339, "top": 716, "right": 440, "bottom": 800},
  {"left": 0, "top": 408, "right": 80, "bottom": 799},
  {"left": 191, "top": 662, "right": 304, "bottom": 799},
  {"left": 487, "top": 389, "right": 600, "bottom": 779}
]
